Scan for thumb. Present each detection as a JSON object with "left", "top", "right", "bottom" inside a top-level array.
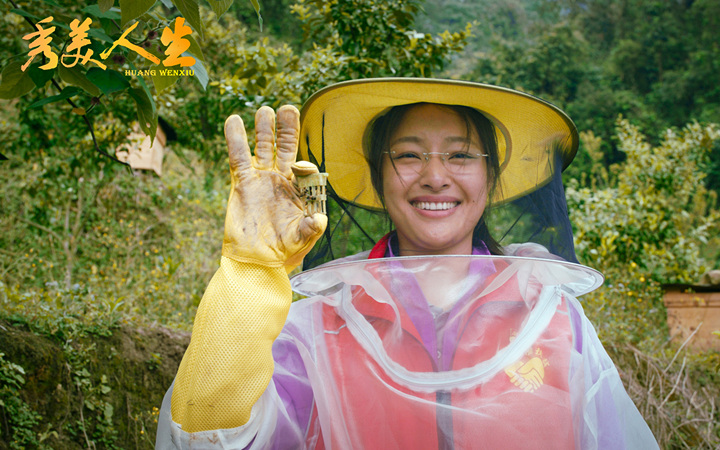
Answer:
[
  {"left": 284, "top": 213, "right": 328, "bottom": 274},
  {"left": 299, "top": 213, "right": 328, "bottom": 242}
]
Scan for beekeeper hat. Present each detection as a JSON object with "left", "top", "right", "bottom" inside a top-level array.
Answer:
[{"left": 298, "top": 77, "right": 578, "bottom": 211}]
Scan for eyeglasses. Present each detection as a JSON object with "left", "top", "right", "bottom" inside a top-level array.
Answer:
[{"left": 384, "top": 150, "right": 489, "bottom": 176}]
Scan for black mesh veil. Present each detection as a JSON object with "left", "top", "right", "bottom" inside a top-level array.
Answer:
[
  {"left": 301, "top": 128, "right": 390, "bottom": 269},
  {"left": 486, "top": 149, "right": 578, "bottom": 263}
]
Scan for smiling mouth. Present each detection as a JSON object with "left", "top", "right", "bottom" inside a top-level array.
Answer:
[{"left": 412, "top": 201, "right": 459, "bottom": 211}]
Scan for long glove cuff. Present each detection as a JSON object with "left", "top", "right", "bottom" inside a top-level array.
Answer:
[
  {"left": 221, "top": 242, "right": 286, "bottom": 268},
  {"left": 171, "top": 256, "right": 292, "bottom": 432}
]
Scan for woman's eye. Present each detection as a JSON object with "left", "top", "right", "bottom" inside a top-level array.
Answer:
[
  {"left": 392, "top": 151, "right": 422, "bottom": 160},
  {"left": 448, "top": 151, "right": 476, "bottom": 160}
]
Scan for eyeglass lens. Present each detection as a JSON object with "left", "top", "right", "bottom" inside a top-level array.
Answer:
[{"left": 386, "top": 151, "right": 486, "bottom": 175}]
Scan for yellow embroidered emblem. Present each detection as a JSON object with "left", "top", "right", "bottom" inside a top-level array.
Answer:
[{"left": 504, "top": 340, "right": 550, "bottom": 393}]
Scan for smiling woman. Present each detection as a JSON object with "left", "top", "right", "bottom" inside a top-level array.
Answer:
[
  {"left": 300, "top": 79, "right": 581, "bottom": 267},
  {"left": 156, "top": 78, "right": 659, "bottom": 449},
  {"left": 370, "top": 103, "right": 497, "bottom": 256}
]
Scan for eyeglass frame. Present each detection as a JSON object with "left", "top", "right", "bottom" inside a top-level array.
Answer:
[{"left": 382, "top": 150, "right": 489, "bottom": 174}]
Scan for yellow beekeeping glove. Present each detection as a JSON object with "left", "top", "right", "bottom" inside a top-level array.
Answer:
[
  {"left": 221, "top": 105, "right": 328, "bottom": 272},
  {"left": 170, "top": 105, "right": 327, "bottom": 433}
]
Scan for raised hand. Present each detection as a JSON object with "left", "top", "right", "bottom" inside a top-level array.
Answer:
[{"left": 221, "top": 105, "right": 327, "bottom": 271}]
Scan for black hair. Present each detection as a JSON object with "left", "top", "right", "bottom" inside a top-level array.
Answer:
[{"left": 363, "top": 103, "right": 504, "bottom": 255}]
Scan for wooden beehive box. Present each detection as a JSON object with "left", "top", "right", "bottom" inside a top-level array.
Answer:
[
  {"left": 115, "top": 125, "right": 167, "bottom": 176},
  {"left": 662, "top": 284, "right": 720, "bottom": 351}
]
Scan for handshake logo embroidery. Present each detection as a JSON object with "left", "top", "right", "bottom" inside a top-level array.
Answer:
[{"left": 504, "top": 347, "right": 550, "bottom": 393}]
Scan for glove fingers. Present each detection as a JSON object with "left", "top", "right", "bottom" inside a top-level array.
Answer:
[
  {"left": 275, "top": 105, "right": 300, "bottom": 178},
  {"left": 254, "top": 106, "right": 276, "bottom": 170},
  {"left": 225, "top": 115, "right": 252, "bottom": 177}
]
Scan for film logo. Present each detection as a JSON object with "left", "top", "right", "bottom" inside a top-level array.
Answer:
[{"left": 22, "top": 16, "right": 196, "bottom": 73}]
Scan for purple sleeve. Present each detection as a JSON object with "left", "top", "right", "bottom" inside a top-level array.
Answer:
[
  {"left": 567, "top": 297, "right": 659, "bottom": 449},
  {"left": 268, "top": 336, "right": 315, "bottom": 448},
  {"left": 246, "top": 300, "right": 318, "bottom": 449}
]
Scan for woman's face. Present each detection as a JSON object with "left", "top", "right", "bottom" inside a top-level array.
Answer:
[{"left": 382, "top": 104, "right": 488, "bottom": 256}]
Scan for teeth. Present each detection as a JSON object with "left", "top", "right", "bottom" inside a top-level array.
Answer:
[{"left": 413, "top": 202, "right": 458, "bottom": 211}]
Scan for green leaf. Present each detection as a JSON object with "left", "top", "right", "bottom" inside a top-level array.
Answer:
[
  {"left": 81, "top": 4, "right": 121, "bottom": 20},
  {"left": 126, "top": 58, "right": 156, "bottom": 141},
  {"left": 185, "top": 32, "right": 205, "bottom": 63},
  {"left": 150, "top": 67, "right": 179, "bottom": 93},
  {"left": 133, "top": 61, "right": 153, "bottom": 94},
  {"left": 119, "top": 0, "right": 155, "bottom": 27},
  {"left": 249, "top": 0, "right": 263, "bottom": 31},
  {"left": 128, "top": 87, "right": 158, "bottom": 142},
  {"left": 10, "top": 8, "right": 42, "bottom": 21},
  {"left": 189, "top": 55, "right": 208, "bottom": 90},
  {"left": 256, "top": 75, "right": 267, "bottom": 88},
  {"left": 171, "top": 0, "right": 204, "bottom": 40},
  {"left": 27, "top": 64, "right": 55, "bottom": 88},
  {"left": 145, "top": 44, "right": 165, "bottom": 62},
  {"left": 236, "top": 66, "right": 257, "bottom": 78},
  {"left": 98, "top": 0, "right": 114, "bottom": 13},
  {"left": 28, "top": 86, "right": 83, "bottom": 109},
  {"left": 87, "top": 27, "right": 114, "bottom": 43},
  {"left": 86, "top": 68, "right": 130, "bottom": 95},
  {"left": 58, "top": 64, "right": 102, "bottom": 97},
  {"left": 207, "top": 0, "right": 233, "bottom": 18},
  {"left": 0, "top": 61, "right": 35, "bottom": 100},
  {"left": 104, "top": 403, "right": 114, "bottom": 420},
  {"left": 147, "top": 10, "right": 168, "bottom": 23}
]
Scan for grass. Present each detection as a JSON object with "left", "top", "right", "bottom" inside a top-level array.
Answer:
[
  {"left": 1, "top": 146, "right": 228, "bottom": 332},
  {"left": 607, "top": 341, "right": 720, "bottom": 448}
]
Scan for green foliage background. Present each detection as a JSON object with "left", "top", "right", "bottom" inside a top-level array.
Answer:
[{"left": 1, "top": 0, "right": 719, "bottom": 448}]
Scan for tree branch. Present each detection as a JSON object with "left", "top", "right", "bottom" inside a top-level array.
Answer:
[{"left": 17, "top": 217, "right": 61, "bottom": 242}]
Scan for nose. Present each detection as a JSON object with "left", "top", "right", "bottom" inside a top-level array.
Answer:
[{"left": 418, "top": 154, "right": 451, "bottom": 190}]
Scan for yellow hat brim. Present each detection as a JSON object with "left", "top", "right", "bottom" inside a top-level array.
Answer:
[{"left": 299, "top": 78, "right": 578, "bottom": 211}]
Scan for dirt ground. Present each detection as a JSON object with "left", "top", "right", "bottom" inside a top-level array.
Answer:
[{"left": 0, "top": 320, "right": 190, "bottom": 449}]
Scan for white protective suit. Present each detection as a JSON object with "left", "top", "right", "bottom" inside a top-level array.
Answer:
[{"left": 157, "top": 246, "right": 659, "bottom": 449}]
